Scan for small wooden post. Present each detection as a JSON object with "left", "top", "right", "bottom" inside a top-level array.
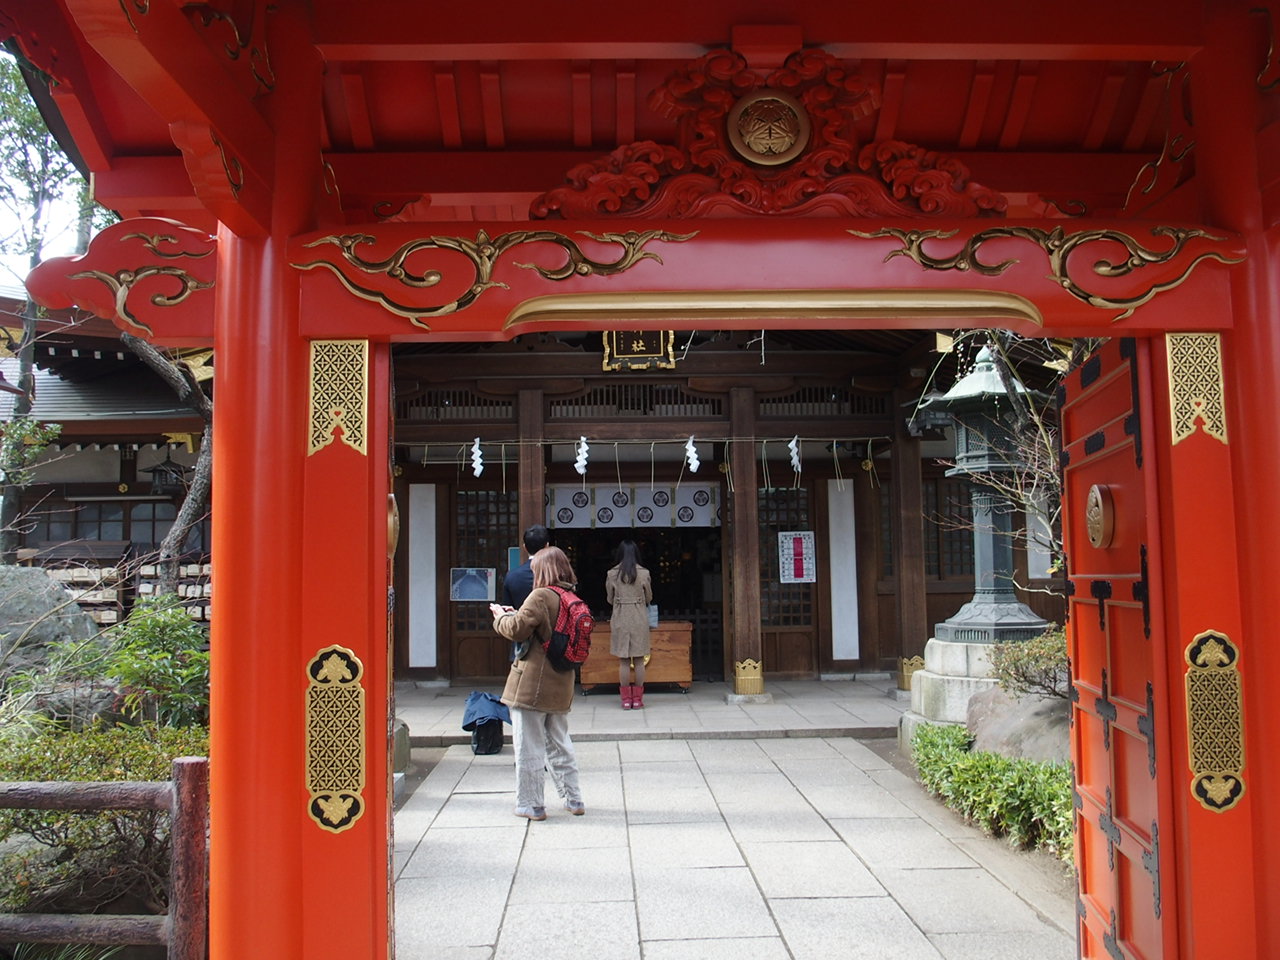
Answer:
[{"left": 169, "top": 757, "right": 209, "bottom": 960}]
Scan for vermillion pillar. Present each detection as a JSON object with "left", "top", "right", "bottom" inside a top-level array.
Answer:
[
  {"left": 208, "top": 5, "right": 391, "bottom": 958},
  {"left": 1191, "top": 4, "right": 1271, "bottom": 956}
]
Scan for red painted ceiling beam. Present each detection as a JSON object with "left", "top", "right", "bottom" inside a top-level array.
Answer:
[
  {"left": 310, "top": 0, "right": 1203, "bottom": 62},
  {"left": 63, "top": 0, "right": 275, "bottom": 234}
]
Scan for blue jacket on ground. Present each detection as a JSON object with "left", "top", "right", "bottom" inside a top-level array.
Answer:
[{"left": 462, "top": 690, "right": 510, "bottom": 730}]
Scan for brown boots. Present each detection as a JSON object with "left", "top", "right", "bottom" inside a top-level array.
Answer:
[{"left": 619, "top": 684, "right": 646, "bottom": 709}]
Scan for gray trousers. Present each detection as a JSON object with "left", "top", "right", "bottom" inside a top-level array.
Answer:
[{"left": 511, "top": 707, "right": 582, "bottom": 810}]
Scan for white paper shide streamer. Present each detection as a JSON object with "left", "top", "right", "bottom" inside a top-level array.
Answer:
[
  {"left": 470, "top": 437, "right": 484, "bottom": 477},
  {"left": 788, "top": 435, "right": 802, "bottom": 474},
  {"left": 574, "top": 436, "right": 590, "bottom": 475},
  {"left": 685, "top": 436, "right": 700, "bottom": 473}
]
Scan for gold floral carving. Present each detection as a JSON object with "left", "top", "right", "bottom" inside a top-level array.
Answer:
[
  {"left": 118, "top": 0, "right": 150, "bottom": 31},
  {"left": 734, "top": 658, "right": 764, "bottom": 696},
  {"left": 1255, "top": 5, "right": 1280, "bottom": 90},
  {"left": 292, "top": 229, "right": 696, "bottom": 329},
  {"left": 68, "top": 231, "right": 215, "bottom": 337},
  {"left": 1086, "top": 484, "right": 1115, "bottom": 549},
  {"left": 308, "top": 340, "right": 369, "bottom": 457},
  {"left": 305, "top": 646, "right": 367, "bottom": 833},
  {"left": 187, "top": 3, "right": 276, "bottom": 93},
  {"left": 1184, "top": 630, "right": 1245, "bottom": 813},
  {"left": 210, "top": 133, "right": 244, "bottom": 200},
  {"left": 849, "top": 225, "right": 1242, "bottom": 322},
  {"left": 1166, "top": 332, "right": 1228, "bottom": 445},
  {"left": 1125, "top": 64, "right": 1194, "bottom": 213}
]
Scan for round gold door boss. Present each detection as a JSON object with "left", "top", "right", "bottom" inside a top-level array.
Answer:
[
  {"left": 1086, "top": 484, "right": 1115, "bottom": 549},
  {"left": 727, "top": 90, "right": 811, "bottom": 166}
]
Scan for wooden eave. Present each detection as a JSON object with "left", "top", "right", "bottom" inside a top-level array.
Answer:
[{"left": 2, "top": 0, "right": 1217, "bottom": 227}]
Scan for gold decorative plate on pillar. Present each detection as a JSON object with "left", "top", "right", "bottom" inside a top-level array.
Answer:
[
  {"left": 305, "top": 645, "right": 367, "bottom": 833},
  {"left": 1184, "top": 630, "right": 1246, "bottom": 813},
  {"left": 308, "top": 339, "right": 369, "bottom": 456}
]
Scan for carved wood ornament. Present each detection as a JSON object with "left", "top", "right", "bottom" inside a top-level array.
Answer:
[{"left": 531, "top": 48, "right": 1008, "bottom": 220}]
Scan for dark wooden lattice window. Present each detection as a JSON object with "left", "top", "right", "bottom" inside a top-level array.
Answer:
[
  {"left": 453, "top": 489, "right": 518, "bottom": 632},
  {"left": 130, "top": 502, "right": 176, "bottom": 551},
  {"left": 758, "top": 487, "right": 813, "bottom": 627},
  {"left": 924, "top": 478, "right": 974, "bottom": 579}
]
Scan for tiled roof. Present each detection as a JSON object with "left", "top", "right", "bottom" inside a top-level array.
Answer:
[{"left": 0, "top": 358, "right": 190, "bottom": 423}]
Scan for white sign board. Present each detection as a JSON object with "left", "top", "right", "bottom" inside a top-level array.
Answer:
[{"left": 778, "top": 531, "right": 816, "bottom": 583}]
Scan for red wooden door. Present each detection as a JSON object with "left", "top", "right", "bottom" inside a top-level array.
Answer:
[{"left": 1060, "top": 339, "right": 1176, "bottom": 959}]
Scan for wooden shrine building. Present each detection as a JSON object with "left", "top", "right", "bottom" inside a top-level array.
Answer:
[{"left": 3, "top": 3, "right": 1278, "bottom": 958}]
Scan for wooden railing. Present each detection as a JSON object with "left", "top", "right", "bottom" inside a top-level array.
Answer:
[{"left": 0, "top": 756, "right": 208, "bottom": 960}]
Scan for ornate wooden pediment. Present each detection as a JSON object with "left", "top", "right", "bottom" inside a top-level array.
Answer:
[{"left": 531, "top": 48, "right": 1008, "bottom": 220}]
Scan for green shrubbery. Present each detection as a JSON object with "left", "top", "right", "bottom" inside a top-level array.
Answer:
[
  {"left": 911, "top": 722, "right": 1074, "bottom": 865},
  {"left": 0, "top": 593, "right": 210, "bottom": 917},
  {"left": 101, "top": 597, "right": 209, "bottom": 727},
  {"left": 989, "top": 624, "right": 1069, "bottom": 700},
  {"left": 0, "top": 723, "right": 208, "bottom": 913}
]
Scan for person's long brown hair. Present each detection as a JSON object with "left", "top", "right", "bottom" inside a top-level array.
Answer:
[
  {"left": 615, "top": 539, "right": 641, "bottom": 584},
  {"left": 531, "top": 546, "right": 575, "bottom": 588}
]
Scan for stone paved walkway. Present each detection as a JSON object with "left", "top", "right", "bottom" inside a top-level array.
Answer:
[{"left": 392, "top": 679, "right": 1076, "bottom": 960}]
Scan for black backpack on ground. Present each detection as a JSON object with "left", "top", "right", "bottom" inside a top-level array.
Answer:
[
  {"left": 470, "top": 720, "right": 504, "bottom": 755},
  {"left": 462, "top": 690, "right": 509, "bottom": 755}
]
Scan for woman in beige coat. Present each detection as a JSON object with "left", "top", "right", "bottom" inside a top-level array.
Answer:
[
  {"left": 606, "top": 539, "right": 653, "bottom": 710},
  {"left": 489, "top": 546, "right": 584, "bottom": 820}
]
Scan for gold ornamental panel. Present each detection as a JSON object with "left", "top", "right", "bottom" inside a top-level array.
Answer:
[
  {"left": 308, "top": 339, "right": 369, "bottom": 457},
  {"left": 602, "top": 330, "right": 676, "bottom": 371},
  {"left": 1166, "top": 332, "right": 1228, "bottom": 445},
  {"left": 305, "top": 645, "right": 367, "bottom": 833},
  {"left": 734, "top": 658, "right": 764, "bottom": 696},
  {"left": 1184, "top": 630, "right": 1246, "bottom": 813}
]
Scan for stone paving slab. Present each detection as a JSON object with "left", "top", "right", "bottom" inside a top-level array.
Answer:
[
  {"left": 392, "top": 679, "right": 1075, "bottom": 960},
  {"left": 395, "top": 675, "right": 905, "bottom": 746}
]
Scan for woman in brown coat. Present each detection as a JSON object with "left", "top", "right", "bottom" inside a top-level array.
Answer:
[
  {"left": 606, "top": 539, "right": 653, "bottom": 709},
  {"left": 489, "top": 546, "right": 584, "bottom": 821}
]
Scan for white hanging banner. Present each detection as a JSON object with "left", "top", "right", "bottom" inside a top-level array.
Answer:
[
  {"left": 547, "top": 485, "right": 594, "bottom": 528},
  {"left": 594, "top": 486, "right": 633, "bottom": 528},
  {"left": 674, "top": 483, "right": 719, "bottom": 527},
  {"left": 778, "top": 530, "right": 817, "bottom": 583},
  {"left": 633, "top": 485, "right": 674, "bottom": 527}
]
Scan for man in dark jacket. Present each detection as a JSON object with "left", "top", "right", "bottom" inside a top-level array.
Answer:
[
  {"left": 502, "top": 524, "right": 549, "bottom": 660},
  {"left": 503, "top": 524, "right": 549, "bottom": 608}
]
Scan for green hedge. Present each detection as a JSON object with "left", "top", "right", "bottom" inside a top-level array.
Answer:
[
  {"left": 0, "top": 723, "right": 209, "bottom": 913},
  {"left": 910, "top": 722, "right": 1074, "bottom": 865}
]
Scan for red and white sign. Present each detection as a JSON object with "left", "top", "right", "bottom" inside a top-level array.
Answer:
[{"left": 778, "top": 531, "right": 816, "bottom": 583}]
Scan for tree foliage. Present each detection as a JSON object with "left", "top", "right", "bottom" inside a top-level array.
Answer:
[{"left": 0, "top": 53, "right": 82, "bottom": 274}]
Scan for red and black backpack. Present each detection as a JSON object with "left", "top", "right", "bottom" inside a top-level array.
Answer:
[{"left": 539, "top": 585, "right": 594, "bottom": 672}]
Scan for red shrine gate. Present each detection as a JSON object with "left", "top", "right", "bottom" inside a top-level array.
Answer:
[{"left": 5, "top": 3, "right": 1280, "bottom": 958}]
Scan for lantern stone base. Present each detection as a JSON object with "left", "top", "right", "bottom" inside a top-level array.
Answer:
[
  {"left": 932, "top": 598, "right": 1052, "bottom": 645},
  {"left": 897, "top": 638, "right": 999, "bottom": 752}
]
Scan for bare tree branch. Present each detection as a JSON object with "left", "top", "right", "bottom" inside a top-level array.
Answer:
[{"left": 118, "top": 333, "right": 212, "bottom": 595}]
